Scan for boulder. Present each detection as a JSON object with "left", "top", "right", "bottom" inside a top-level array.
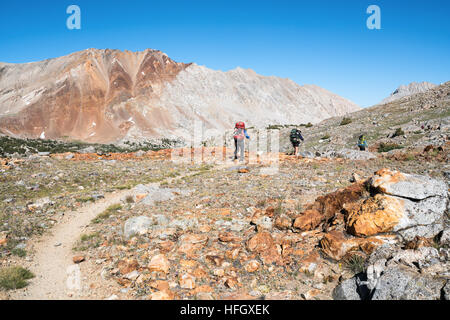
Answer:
[
  {"left": 387, "top": 247, "right": 441, "bottom": 270},
  {"left": 346, "top": 194, "right": 406, "bottom": 237},
  {"left": 293, "top": 182, "right": 366, "bottom": 231},
  {"left": 370, "top": 168, "right": 447, "bottom": 200},
  {"left": 245, "top": 260, "right": 260, "bottom": 273},
  {"left": 123, "top": 216, "right": 153, "bottom": 239},
  {"left": 293, "top": 209, "right": 322, "bottom": 231},
  {"left": 332, "top": 278, "right": 360, "bottom": 300},
  {"left": 440, "top": 228, "right": 450, "bottom": 247},
  {"left": 443, "top": 281, "right": 450, "bottom": 300},
  {"left": 371, "top": 265, "right": 445, "bottom": 300},
  {"left": 347, "top": 169, "right": 448, "bottom": 241},
  {"left": 333, "top": 149, "right": 376, "bottom": 160}
]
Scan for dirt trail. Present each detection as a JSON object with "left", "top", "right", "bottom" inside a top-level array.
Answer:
[
  {"left": 10, "top": 189, "right": 134, "bottom": 300},
  {"left": 9, "top": 162, "right": 241, "bottom": 300}
]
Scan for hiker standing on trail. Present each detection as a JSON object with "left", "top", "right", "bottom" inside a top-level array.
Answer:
[
  {"left": 358, "top": 134, "right": 368, "bottom": 151},
  {"left": 233, "top": 121, "right": 250, "bottom": 162},
  {"left": 289, "top": 128, "right": 304, "bottom": 156}
]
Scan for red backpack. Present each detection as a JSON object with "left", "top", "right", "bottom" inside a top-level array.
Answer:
[
  {"left": 234, "top": 122, "right": 246, "bottom": 140},
  {"left": 235, "top": 122, "right": 245, "bottom": 129}
]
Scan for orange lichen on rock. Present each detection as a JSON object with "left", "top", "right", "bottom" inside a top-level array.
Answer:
[
  {"left": 370, "top": 168, "right": 406, "bottom": 193},
  {"left": 320, "top": 230, "right": 387, "bottom": 261},
  {"left": 293, "top": 182, "right": 367, "bottom": 231},
  {"left": 346, "top": 194, "right": 405, "bottom": 237}
]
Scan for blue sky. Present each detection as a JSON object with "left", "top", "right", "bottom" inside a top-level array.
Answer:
[{"left": 1, "top": 0, "right": 449, "bottom": 107}]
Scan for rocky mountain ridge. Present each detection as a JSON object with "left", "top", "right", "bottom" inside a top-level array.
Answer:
[{"left": 0, "top": 49, "right": 360, "bottom": 144}]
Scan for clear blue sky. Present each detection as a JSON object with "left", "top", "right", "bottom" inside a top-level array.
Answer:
[{"left": 1, "top": 0, "right": 449, "bottom": 107}]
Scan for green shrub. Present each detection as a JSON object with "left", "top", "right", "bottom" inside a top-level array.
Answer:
[
  {"left": 11, "top": 248, "right": 27, "bottom": 257},
  {"left": 321, "top": 134, "right": 331, "bottom": 140},
  {"left": 305, "top": 122, "right": 313, "bottom": 128},
  {"left": 0, "top": 267, "right": 34, "bottom": 290},
  {"left": 340, "top": 117, "right": 352, "bottom": 126},
  {"left": 91, "top": 204, "right": 122, "bottom": 224},
  {"left": 378, "top": 143, "right": 404, "bottom": 153},
  {"left": 344, "top": 255, "right": 366, "bottom": 274},
  {"left": 392, "top": 128, "right": 405, "bottom": 137},
  {"left": 74, "top": 232, "right": 102, "bottom": 251}
]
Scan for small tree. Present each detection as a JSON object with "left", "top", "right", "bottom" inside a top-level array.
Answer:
[{"left": 392, "top": 128, "right": 405, "bottom": 137}]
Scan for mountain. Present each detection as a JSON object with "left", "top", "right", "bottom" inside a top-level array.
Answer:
[
  {"left": 277, "top": 81, "right": 450, "bottom": 156},
  {"left": 379, "top": 81, "right": 437, "bottom": 105},
  {"left": 0, "top": 49, "right": 360, "bottom": 143}
]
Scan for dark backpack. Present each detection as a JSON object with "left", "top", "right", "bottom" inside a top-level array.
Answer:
[{"left": 290, "top": 129, "right": 302, "bottom": 143}]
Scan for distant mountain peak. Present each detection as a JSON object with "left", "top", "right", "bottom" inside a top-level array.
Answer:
[{"left": 380, "top": 81, "right": 437, "bottom": 104}]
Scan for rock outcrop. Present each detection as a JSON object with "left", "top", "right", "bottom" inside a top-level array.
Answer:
[
  {"left": 346, "top": 169, "right": 448, "bottom": 241},
  {"left": 334, "top": 243, "right": 449, "bottom": 300},
  {"left": 380, "top": 81, "right": 437, "bottom": 104}
]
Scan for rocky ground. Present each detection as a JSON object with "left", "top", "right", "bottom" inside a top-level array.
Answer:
[
  {"left": 0, "top": 143, "right": 448, "bottom": 300},
  {"left": 0, "top": 82, "right": 448, "bottom": 300}
]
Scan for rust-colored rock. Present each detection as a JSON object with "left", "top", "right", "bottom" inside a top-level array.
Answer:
[
  {"left": 225, "top": 247, "right": 241, "bottom": 260},
  {"left": 218, "top": 232, "right": 241, "bottom": 243},
  {"left": 370, "top": 168, "right": 406, "bottom": 193},
  {"left": 220, "top": 291, "right": 255, "bottom": 300},
  {"left": 320, "top": 230, "right": 388, "bottom": 261},
  {"left": 179, "top": 273, "right": 196, "bottom": 289},
  {"left": 274, "top": 214, "right": 293, "bottom": 230},
  {"left": 293, "top": 182, "right": 367, "bottom": 231},
  {"left": 149, "top": 289, "right": 175, "bottom": 300},
  {"left": 117, "top": 258, "right": 139, "bottom": 274},
  {"left": 72, "top": 256, "right": 85, "bottom": 264},
  {"left": 346, "top": 194, "right": 405, "bottom": 237},
  {"left": 245, "top": 260, "right": 260, "bottom": 273},
  {"left": 149, "top": 280, "right": 170, "bottom": 291},
  {"left": 205, "top": 254, "right": 224, "bottom": 267},
  {"left": 148, "top": 254, "right": 170, "bottom": 273},
  {"left": 178, "top": 234, "right": 209, "bottom": 257},
  {"left": 0, "top": 236, "right": 7, "bottom": 247},
  {"left": 293, "top": 209, "right": 323, "bottom": 231},
  {"left": 247, "top": 232, "right": 282, "bottom": 265},
  {"left": 224, "top": 277, "right": 239, "bottom": 289},
  {"left": 404, "top": 236, "right": 434, "bottom": 250}
]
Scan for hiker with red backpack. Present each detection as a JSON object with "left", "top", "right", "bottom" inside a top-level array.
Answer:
[{"left": 233, "top": 121, "right": 250, "bottom": 162}]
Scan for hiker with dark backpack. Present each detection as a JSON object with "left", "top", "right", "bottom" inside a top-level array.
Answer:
[
  {"left": 289, "top": 128, "right": 304, "bottom": 156},
  {"left": 233, "top": 121, "right": 250, "bottom": 162}
]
